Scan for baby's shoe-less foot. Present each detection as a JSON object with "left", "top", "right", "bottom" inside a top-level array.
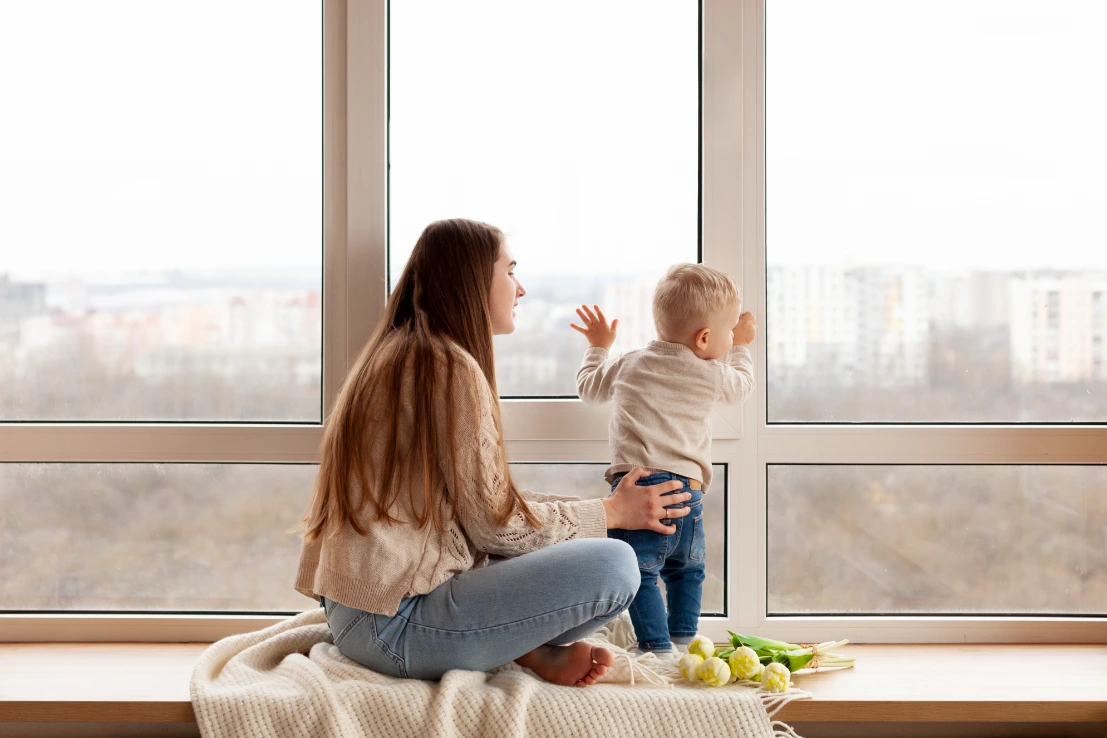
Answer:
[
  {"left": 671, "top": 636, "right": 693, "bottom": 656},
  {"left": 633, "top": 645, "right": 679, "bottom": 661}
]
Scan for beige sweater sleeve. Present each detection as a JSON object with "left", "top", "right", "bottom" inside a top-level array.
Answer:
[
  {"left": 441, "top": 355, "right": 607, "bottom": 557},
  {"left": 522, "top": 489, "right": 583, "bottom": 504},
  {"left": 718, "top": 345, "right": 756, "bottom": 404},
  {"left": 576, "top": 347, "right": 622, "bottom": 403}
]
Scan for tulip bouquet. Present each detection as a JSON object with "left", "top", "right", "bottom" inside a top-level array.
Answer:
[{"left": 678, "top": 633, "right": 854, "bottom": 693}]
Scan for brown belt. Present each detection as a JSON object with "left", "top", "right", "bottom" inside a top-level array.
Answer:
[{"left": 688, "top": 478, "right": 702, "bottom": 491}]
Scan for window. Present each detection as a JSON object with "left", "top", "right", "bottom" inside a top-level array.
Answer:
[
  {"left": 512, "top": 463, "right": 727, "bottom": 615},
  {"left": 0, "top": 463, "right": 314, "bottom": 612},
  {"left": 1, "top": 0, "right": 341, "bottom": 637},
  {"left": 6, "top": 0, "right": 1103, "bottom": 646},
  {"left": 389, "top": 0, "right": 699, "bottom": 397},
  {"left": 753, "top": 0, "right": 1107, "bottom": 642},
  {"left": 0, "top": 1, "right": 323, "bottom": 422},
  {"left": 769, "top": 465, "right": 1107, "bottom": 616},
  {"left": 766, "top": 0, "right": 1107, "bottom": 424}
]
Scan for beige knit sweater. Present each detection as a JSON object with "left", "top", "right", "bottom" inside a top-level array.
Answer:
[
  {"left": 296, "top": 345, "right": 607, "bottom": 616},
  {"left": 577, "top": 341, "right": 755, "bottom": 492}
]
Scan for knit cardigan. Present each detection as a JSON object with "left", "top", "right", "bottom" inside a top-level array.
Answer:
[{"left": 295, "top": 345, "right": 608, "bottom": 616}]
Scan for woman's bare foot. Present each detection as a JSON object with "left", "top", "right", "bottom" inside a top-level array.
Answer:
[{"left": 515, "top": 642, "right": 616, "bottom": 687}]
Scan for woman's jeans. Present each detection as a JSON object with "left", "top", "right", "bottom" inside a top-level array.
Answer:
[
  {"left": 322, "top": 537, "right": 640, "bottom": 680},
  {"left": 607, "top": 471, "right": 705, "bottom": 652}
]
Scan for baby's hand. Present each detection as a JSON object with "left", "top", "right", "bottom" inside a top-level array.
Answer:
[
  {"left": 733, "top": 311, "right": 756, "bottom": 346},
  {"left": 571, "top": 304, "right": 618, "bottom": 350}
]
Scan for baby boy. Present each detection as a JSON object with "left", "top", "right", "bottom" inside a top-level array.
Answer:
[{"left": 573, "top": 263, "right": 756, "bottom": 655}]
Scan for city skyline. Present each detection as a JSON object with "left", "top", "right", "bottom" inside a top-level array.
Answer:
[{"left": 4, "top": 262, "right": 1107, "bottom": 424}]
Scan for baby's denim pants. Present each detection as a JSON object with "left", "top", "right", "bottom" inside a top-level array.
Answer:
[{"left": 607, "top": 470, "right": 705, "bottom": 652}]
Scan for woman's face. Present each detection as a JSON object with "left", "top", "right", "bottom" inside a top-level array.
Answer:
[{"left": 489, "top": 242, "right": 526, "bottom": 335}]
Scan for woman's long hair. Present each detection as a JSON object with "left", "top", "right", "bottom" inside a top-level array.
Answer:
[{"left": 300, "top": 219, "right": 539, "bottom": 542}]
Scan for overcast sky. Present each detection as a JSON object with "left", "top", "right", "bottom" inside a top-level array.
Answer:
[{"left": 1, "top": 1, "right": 1103, "bottom": 281}]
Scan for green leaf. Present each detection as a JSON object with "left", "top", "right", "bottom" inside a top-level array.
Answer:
[
  {"left": 729, "top": 633, "right": 800, "bottom": 655},
  {"left": 782, "top": 650, "right": 814, "bottom": 672}
]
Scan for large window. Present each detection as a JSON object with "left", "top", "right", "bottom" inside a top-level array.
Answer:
[
  {"left": 755, "top": 0, "right": 1107, "bottom": 640},
  {"left": 1, "top": 0, "right": 331, "bottom": 634},
  {"left": 769, "top": 465, "right": 1107, "bottom": 616},
  {"left": 0, "top": 2, "right": 323, "bottom": 422},
  {"left": 390, "top": 0, "right": 699, "bottom": 397},
  {"left": 4, "top": 0, "right": 1104, "bottom": 646},
  {"left": 766, "top": 0, "right": 1107, "bottom": 424},
  {"left": 0, "top": 464, "right": 314, "bottom": 612}
]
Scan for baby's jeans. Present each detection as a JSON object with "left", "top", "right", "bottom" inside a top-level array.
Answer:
[{"left": 607, "top": 471, "right": 705, "bottom": 652}]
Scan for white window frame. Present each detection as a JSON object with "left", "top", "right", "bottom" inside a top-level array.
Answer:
[
  {"left": 0, "top": 0, "right": 383, "bottom": 642},
  {"left": 721, "top": 0, "right": 1107, "bottom": 645},
  {"left": 3, "top": 0, "right": 1105, "bottom": 645}
]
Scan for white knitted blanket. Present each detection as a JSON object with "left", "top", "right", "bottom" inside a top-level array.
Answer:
[{"left": 190, "top": 609, "right": 809, "bottom": 738}]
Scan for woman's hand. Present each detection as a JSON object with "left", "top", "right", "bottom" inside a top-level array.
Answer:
[{"left": 602, "top": 467, "right": 690, "bottom": 534}]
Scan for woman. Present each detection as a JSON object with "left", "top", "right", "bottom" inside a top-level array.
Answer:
[{"left": 296, "top": 218, "right": 691, "bottom": 687}]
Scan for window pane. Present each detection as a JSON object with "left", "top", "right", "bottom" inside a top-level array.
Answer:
[
  {"left": 510, "top": 463, "right": 726, "bottom": 615},
  {"left": 768, "top": 465, "right": 1107, "bottom": 615},
  {"left": 0, "top": 2, "right": 323, "bottom": 421},
  {"left": 390, "top": 1, "right": 698, "bottom": 397},
  {"left": 0, "top": 463, "right": 725, "bottom": 615},
  {"left": 767, "top": 1, "right": 1107, "bottom": 422},
  {"left": 0, "top": 463, "right": 315, "bottom": 612}
]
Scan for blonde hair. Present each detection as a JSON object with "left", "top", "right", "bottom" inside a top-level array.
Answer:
[{"left": 652, "top": 263, "right": 740, "bottom": 342}]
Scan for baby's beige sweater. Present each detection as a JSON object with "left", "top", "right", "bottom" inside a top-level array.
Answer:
[
  {"left": 296, "top": 345, "right": 607, "bottom": 616},
  {"left": 577, "top": 341, "right": 755, "bottom": 492}
]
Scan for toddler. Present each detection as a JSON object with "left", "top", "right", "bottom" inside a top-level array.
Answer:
[{"left": 572, "top": 263, "right": 755, "bottom": 655}]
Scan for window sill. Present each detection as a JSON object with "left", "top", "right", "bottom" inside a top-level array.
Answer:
[{"left": 1, "top": 643, "right": 1105, "bottom": 726}]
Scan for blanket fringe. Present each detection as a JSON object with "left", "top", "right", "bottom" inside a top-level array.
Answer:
[
  {"left": 771, "top": 721, "right": 805, "bottom": 738},
  {"left": 758, "top": 688, "right": 810, "bottom": 719}
]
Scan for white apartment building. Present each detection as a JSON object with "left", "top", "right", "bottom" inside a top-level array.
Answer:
[
  {"left": 929, "top": 271, "right": 1011, "bottom": 329},
  {"left": 767, "top": 265, "right": 930, "bottom": 388},
  {"left": 1009, "top": 272, "right": 1107, "bottom": 384},
  {"left": 603, "top": 278, "right": 657, "bottom": 356}
]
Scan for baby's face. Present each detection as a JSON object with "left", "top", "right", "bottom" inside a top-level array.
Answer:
[{"left": 699, "top": 302, "right": 741, "bottom": 360}]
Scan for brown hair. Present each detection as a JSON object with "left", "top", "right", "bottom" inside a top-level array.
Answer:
[
  {"left": 652, "top": 263, "right": 740, "bottom": 342},
  {"left": 300, "top": 218, "right": 539, "bottom": 542}
]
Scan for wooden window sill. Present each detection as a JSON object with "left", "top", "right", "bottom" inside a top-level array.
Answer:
[{"left": 1, "top": 643, "right": 1105, "bottom": 725}]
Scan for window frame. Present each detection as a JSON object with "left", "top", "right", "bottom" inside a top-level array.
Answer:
[
  {"left": 2, "top": 0, "right": 1105, "bottom": 645},
  {"left": 0, "top": 0, "right": 383, "bottom": 641},
  {"left": 740, "top": 0, "right": 1107, "bottom": 643}
]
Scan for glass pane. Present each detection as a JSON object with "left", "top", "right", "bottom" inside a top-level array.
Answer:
[
  {"left": 0, "top": 463, "right": 316, "bottom": 612},
  {"left": 510, "top": 463, "right": 726, "bottom": 615},
  {"left": 768, "top": 465, "right": 1107, "bottom": 615},
  {"left": 390, "top": 1, "right": 698, "bottom": 397},
  {"left": 0, "top": 462, "right": 725, "bottom": 615},
  {"left": 767, "top": 1, "right": 1107, "bottom": 422},
  {"left": 0, "top": 2, "right": 323, "bottom": 421}
]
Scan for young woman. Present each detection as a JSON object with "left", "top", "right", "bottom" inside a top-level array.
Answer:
[{"left": 296, "top": 218, "right": 691, "bottom": 687}]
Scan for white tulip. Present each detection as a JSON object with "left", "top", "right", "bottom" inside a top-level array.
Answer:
[
  {"left": 679, "top": 653, "right": 705, "bottom": 681},
  {"left": 761, "top": 661, "right": 791, "bottom": 693}
]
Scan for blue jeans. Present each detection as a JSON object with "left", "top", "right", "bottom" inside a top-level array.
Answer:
[
  {"left": 322, "top": 538, "right": 639, "bottom": 680},
  {"left": 607, "top": 472, "right": 705, "bottom": 652}
]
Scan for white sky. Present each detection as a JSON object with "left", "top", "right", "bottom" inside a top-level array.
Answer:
[
  {"left": 388, "top": 0, "right": 699, "bottom": 279},
  {"left": 767, "top": 0, "right": 1107, "bottom": 270},
  {"left": 0, "top": 1, "right": 323, "bottom": 280},
  {"left": 1, "top": 1, "right": 1104, "bottom": 281}
]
